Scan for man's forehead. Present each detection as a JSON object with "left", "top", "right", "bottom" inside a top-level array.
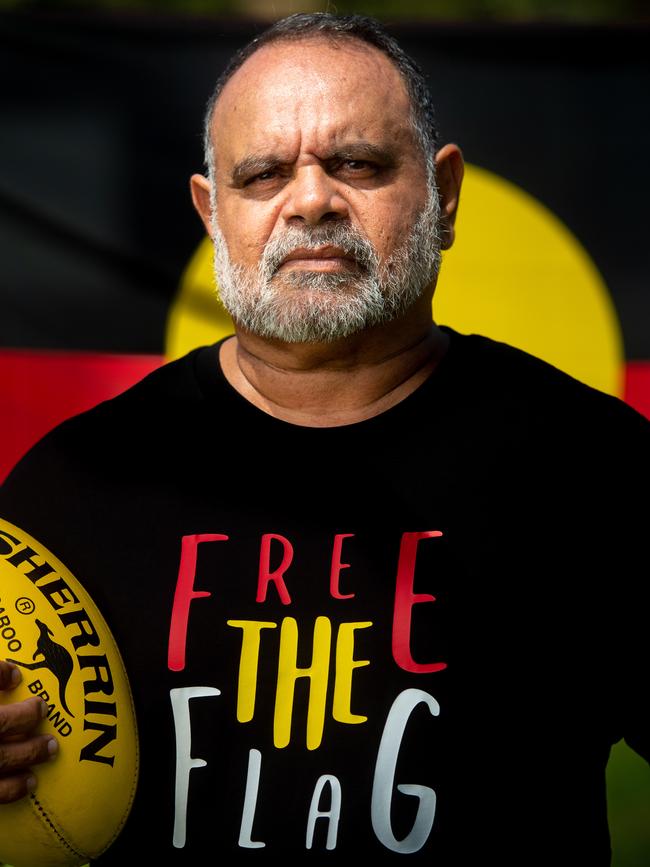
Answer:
[
  {"left": 221, "top": 36, "right": 408, "bottom": 101},
  {"left": 211, "top": 37, "right": 413, "bottom": 167}
]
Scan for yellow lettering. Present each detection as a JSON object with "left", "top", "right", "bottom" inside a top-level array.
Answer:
[
  {"left": 333, "top": 621, "right": 372, "bottom": 724},
  {"left": 227, "top": 620, "right": 277, "bottom": 722},
  {"left": 274, "top": 616, "right": 331, "bottom": 750}
]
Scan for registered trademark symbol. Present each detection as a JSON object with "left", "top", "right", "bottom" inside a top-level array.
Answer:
[{"left": 15, "top": 597, "right": 35, "bottom": 615}]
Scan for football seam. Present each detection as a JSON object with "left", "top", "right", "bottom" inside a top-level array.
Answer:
[
  {"left": 99, "top": 727, "right": 140, "bottom": 854},
  {"left": 93, "top": 629, "right": 141, "bottom": 853},
  {"left": 30, "top": 794, "right": 86, "bottom": 861}
]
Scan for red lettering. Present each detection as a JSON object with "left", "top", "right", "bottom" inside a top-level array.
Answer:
[
  {"left": 168, "top": 534, "right": 228, "bottom": 671},
  {"left": 257, "top": 534, "right": 293, "bottom": 604},
  {"left": 392, "top": 531, "right": 447, "bottom": 674},
  {"left": 330, "top": 533, "right": 355, "bottom": 600}
]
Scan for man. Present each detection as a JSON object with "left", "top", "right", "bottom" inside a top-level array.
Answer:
[{"left": 0, "top": 12, "right": 647, "bottom": 865}]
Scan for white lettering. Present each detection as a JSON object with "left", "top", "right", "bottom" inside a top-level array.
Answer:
[
  {"left": 170, "top": 685, "right": 221, "bottom": 848},
  {"left": 238, "top": 748, "right": 265, "bottom": 848},
  {"left": 371, "top": 687, "right": 439, "bottom": 854},
  {"left": 306, "top": 774, "right": 341, "bottom": 850}
]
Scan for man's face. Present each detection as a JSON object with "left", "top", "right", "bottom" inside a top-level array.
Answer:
[{"left": 206, "top": 37, "right": 441, "bottom": 342}]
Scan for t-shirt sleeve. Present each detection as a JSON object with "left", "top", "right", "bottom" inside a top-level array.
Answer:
[{"left": 0, "top": 429, "right": 64, "bottom": 527}]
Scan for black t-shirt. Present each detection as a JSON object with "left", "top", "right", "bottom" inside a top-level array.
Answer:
[{"left": 0, "top": 325, "right": 648, "bottom": 866}]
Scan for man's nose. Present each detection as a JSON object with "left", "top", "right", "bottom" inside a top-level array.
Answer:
[{"left": 281, "top": 165, "right": 348, "bottom": 225}]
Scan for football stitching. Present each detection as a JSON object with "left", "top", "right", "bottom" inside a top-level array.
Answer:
[
  {"left": 102, "top": 678, "right": 141, "bottom": 850},
  {"left": 31, "top": 794, "right": 86, "bottom": 860}
]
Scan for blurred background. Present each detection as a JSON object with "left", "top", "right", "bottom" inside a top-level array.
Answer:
[{"left": 0, "top": 1, "right": 648, "bottom": 863}]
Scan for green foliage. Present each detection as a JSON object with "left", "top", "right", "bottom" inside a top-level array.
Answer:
[{"left": 607, "top": 741, "right": 650, "bottom": 867}]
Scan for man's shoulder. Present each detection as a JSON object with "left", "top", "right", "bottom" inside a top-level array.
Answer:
[
  {"left": 448, "top": 326, "right": 648, "bottom": 433},
  {"left": 2, "top": 342, "right": 223, "bottom": 483},
  {"left": 46, "top": 342, "right": 215, "bottom": 433},
  {"left": 93, "top": 343, "right": 211, "bottom": 413}
]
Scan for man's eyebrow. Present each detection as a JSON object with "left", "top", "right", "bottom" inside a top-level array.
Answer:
[
  {"left": 325, "top": 143, "right": 398, "bottom": 165},
  {"left": 230, "top": 154, "right": 283, "bottom": 186}
]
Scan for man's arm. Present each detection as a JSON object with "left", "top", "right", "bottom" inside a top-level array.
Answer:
[
  {"left": 619, "top": 583, "right": 650, "bottom": 764},
  {"left": 612, "top": 404, "right": 650, "bottom": 765},
  {"left": 0, "top": 661, "right": 57, "bottom": 802}
]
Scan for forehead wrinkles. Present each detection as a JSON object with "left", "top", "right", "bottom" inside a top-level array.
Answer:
[{"left": 211, "top": 39, "right": 414, "bottom": 166}]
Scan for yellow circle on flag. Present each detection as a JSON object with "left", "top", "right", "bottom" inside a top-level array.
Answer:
[{"left": 165, "top": 163, "right": 623, "bottom": 397}]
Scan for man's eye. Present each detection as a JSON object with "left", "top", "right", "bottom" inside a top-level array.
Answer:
[
  {"left": 335, "top": 159, "right": 380, "bottom": 178},
  {"left": 245, "top": 170, "right": 277, "bottom": 186}
]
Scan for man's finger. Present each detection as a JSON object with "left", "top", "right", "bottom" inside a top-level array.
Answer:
[
  {"left": 0, "top": 661, "right": 22, "bottom": 691},
  {"left": 0, "top": 771, "right": 37, "bottom": 804},
  {"left": 0, "top": 733, "right": 57, "bottom": 776},
  {"left": 0, "top": 696, "right": 47, "bottom": 736}
]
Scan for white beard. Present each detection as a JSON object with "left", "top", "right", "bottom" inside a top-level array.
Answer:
[{"left": 210, "top": 184, "right": 442, "bottom": 343}]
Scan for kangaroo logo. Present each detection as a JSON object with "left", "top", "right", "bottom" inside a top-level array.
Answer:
[{"left": 8, "top": 619, "right": 75, "bottom": 718}]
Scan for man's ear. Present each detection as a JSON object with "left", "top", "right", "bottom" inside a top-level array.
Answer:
[
  {"left": 434, "top": 143, "right": 464, "bottom": 250},
  {"left": 190, "top": 173, "right": 214, "bottom": 238}
]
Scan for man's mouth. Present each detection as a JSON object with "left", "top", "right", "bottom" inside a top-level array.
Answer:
[{"left": 278, "top": 246, "right": 359, "bottom": 273}]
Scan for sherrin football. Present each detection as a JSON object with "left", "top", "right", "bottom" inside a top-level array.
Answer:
[{"left": 0, "top": 517, "right": 139, "bottom": 867}]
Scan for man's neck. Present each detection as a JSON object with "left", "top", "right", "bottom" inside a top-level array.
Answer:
[{"left": 218, "top": 303, "right": 450, "bottom": 428}]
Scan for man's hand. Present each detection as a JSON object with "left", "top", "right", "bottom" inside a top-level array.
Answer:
[{"left": 0, "top": 661, "right": 58, "bottom": 803}]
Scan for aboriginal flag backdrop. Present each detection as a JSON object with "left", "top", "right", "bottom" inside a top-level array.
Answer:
[{"left": 0, "top": 11, "right": 649, "bottom": 863}]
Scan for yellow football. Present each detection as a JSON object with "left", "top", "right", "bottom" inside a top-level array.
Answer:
[{"left": 0, "top": 517, "right": 139, "bottom": 867}]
